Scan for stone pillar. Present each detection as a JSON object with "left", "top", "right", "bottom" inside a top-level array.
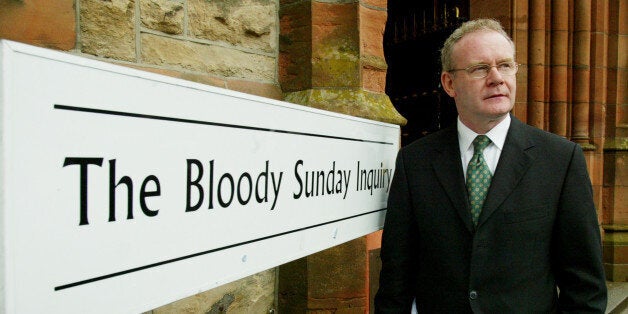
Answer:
[
  {"left": 279, "top": 0, "right": 405, "bottom": 125},
  {"left": 527, "top": 0, "right": 548, "bottom": 130},
  {"left": 278, "top": 238, "right": 369, "bottom": 312},
  {"left": 0, "top": 0, "right": 75, "bottom": 50},
  {"left": 571, "top": 0, "right": 592, "bottom": 144},
  {"left": 278, "top": 0, "right": 404, "bottom": 312},
  {"left": 512, "top": 0, "right": 530, "bottom": 119},
  {"left": 602, "top": 0, "right": 628, "bottom": 282},
  {"left": 602, "top": 150, "right": 628, "bottom": 282},
  {"left": 549, "top": 0, "right": 569, "bottom": 137},
  {"left": 588, "top": 0, "right": 609, "bottom": 226}
]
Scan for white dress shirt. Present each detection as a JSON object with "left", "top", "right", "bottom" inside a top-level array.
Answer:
[{"left": 457, "top": 115, "right": 511, "bottom": 179}]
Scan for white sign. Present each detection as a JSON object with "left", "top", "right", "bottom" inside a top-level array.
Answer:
[{"left": 0, "top": 40, "right": 399, "bottom": 313}]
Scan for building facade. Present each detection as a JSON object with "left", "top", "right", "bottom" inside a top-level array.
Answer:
[{"left": 0, "top": 0, "right": 625, "bottom": 312}]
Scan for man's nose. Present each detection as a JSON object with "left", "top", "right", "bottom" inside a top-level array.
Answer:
[{"left": 486, "top": 66, "right": 504, "bottom": 85}]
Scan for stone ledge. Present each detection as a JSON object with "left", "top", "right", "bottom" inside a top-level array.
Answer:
[
  {"left": 604, "top": 225, "right": 628, "bottom": 232},
  {"left": 604, "top": 263, "right": 628, "bottom": 283},
  {"left": 284, "top": 88, "right": 407, "bottom": 126},
  {"left": 604, "top": 138, "right": 628, "bottom": 151},
  {"left": 580, "top": 142, "right": 597, "bottom": 151},
  {"left": 603, "top": 227, "right": 628, "bottom": 246}
]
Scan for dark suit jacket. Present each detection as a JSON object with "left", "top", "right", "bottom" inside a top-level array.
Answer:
[{"left": 375, "top": 116, "right": 607, "bottom": 313}]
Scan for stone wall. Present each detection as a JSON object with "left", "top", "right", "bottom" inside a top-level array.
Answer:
[
  {"left": 0, "top": 0, "right": 283, "bottom": 99},
  {"left": 149, "top": 270, "right": 276, "bottom": 313}
]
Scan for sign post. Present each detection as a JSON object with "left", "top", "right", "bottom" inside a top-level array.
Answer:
[{"left": 0, "top": 40, "right": 399, "bottom": 313}]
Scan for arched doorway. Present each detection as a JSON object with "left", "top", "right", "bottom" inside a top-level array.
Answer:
[{"left": 384, "top": 0, "right": 469, "bottom": 146}]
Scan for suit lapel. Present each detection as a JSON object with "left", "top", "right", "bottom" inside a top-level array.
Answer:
[
  {"left": 476, "top": 117, "right": 536, "bottom": 228},
  {"left": 431, "top": 126, "right": 475, "bottom": 234}
]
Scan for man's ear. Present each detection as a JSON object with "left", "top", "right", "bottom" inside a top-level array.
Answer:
[{"left": 441, "top": 72, "right": 456, "bottom": 97}]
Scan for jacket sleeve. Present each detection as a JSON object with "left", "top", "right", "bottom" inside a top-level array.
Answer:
[
  {"left": 552, "top": 144, "right": 607, "bottom": 313},
  {"left": 374, "top": 150, "right": 417, "bottom": 313}
]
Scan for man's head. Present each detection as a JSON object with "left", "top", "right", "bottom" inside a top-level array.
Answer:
[{"left": 440, "top": 19, "right": 517, "bottom": 133}]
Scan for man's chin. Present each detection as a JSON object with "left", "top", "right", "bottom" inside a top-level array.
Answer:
[
  {"left": 486, "top": 110, "right": 511, "bottom": 123},
  {"left": 485, "top": 103, "right": 514, "bottom": 117}
]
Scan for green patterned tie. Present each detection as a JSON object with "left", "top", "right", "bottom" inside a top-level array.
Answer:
[{"left": 466, "top": 135, "right": 492, "bottom": 226}]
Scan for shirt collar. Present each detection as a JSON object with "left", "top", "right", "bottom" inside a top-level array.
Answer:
[{"left": 458, "top": 114, "right": 511, "bottom": 153}]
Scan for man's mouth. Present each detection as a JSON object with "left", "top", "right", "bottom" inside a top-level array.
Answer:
[{"left": 485, "top": 93, "right": 507, "bottom": 100}]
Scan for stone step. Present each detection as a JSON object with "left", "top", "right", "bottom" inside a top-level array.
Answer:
[{"left": 607, "top": 281, "right": 628, "bottom": 314}]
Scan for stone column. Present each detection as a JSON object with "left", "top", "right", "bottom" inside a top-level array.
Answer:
[
  {"left": 279, "top": 0, "right": 405, "bottom": 125},
  {"left": 602, "top": 0, "right": 628, "bottom": 282},
  {"left": 527, "top": 0, "right": 548, "bottom": 129},
  {"left": 588, "top": 0, "right": 609, "bottom": 226},
  {"left": 278, "top": 0, "right": 404, "bottom": 312},
  {"left": 0, "top": 0, "right": 75, "bottom": 50},
  {"left": 549, "top": 0, "right": 569, "bottom": 137},
  {"left": 512, "top": 0, "right": 530, "bottom": 119},
  {"left": 571, "top": 0, "right": 592, "bottom": 144},
  {"left": 602, "top": 150, "right": 628, "bottom": 282}
]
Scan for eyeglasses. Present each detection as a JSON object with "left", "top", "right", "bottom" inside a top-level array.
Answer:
[{"left": 448, "top": 61, "right": 519, "bottom": 79}]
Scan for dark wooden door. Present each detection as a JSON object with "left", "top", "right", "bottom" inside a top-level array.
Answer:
[{"left": 384, "top": 0, "right": 469, "bottom": 146}]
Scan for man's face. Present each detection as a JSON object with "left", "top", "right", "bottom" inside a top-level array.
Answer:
[{"left": 441, "top": 30, "right": 516, "bottom": 129}]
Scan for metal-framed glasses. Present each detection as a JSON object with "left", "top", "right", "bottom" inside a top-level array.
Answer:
[{"left": 448, "top": 61, "right": 518, "bottom": 79}]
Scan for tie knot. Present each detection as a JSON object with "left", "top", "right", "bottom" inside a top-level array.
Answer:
[{"left": 473, "top": 135, "right": 491, "bottom": 153}]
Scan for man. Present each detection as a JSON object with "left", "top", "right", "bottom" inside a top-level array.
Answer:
[{"left": 375, "top": 19, "right": 607, "bottom": 313}]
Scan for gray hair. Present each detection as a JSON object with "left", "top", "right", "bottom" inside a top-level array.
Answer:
[{"left": 440, "top": 19, "right": 515, "bottom": 72}]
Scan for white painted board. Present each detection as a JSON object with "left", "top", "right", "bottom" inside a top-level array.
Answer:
[{"left": 0, "top": 40, "right": 399, "bottom": 313}]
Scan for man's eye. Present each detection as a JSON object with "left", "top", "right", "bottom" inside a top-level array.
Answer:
[
  {"left": 498, "top": 62, "right": 514, "bottom": 70},
  {"left": 468, "top": 65, "right": 489, "bottom": 74}
]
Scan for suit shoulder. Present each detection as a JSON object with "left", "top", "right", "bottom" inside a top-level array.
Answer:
[
  {"left": 516, "top": 121, "right": 580, "bottom": 154},
  {"left": 521, "top": 123, "right": 574, "bottom": 144},
  {"left": 400, "top": 127, "right": 456, "bottom": 155}
]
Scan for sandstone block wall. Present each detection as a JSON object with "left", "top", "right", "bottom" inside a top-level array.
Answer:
[{"left": 1, "top": 0, "right": 282, "bottom": 100}]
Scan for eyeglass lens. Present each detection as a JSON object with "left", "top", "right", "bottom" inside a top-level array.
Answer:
[{"left": 468, "top": 62, "right": 517, "bottom": 78}]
